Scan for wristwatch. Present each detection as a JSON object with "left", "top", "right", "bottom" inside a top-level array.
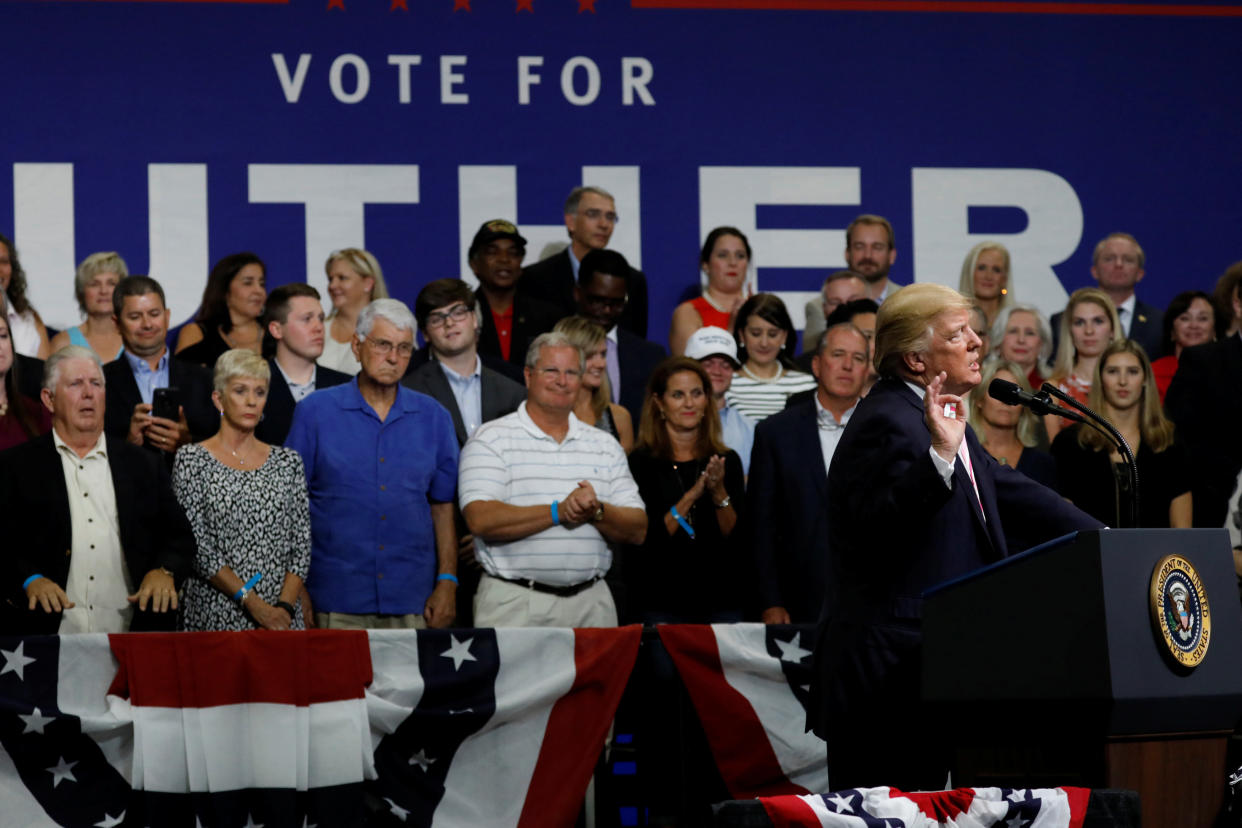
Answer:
[
  {"left": 592, "top": 504, "right": 605, "bottom": 522},
  {"left": 715, "top": 496, "right": 732, "bottom": 509}
]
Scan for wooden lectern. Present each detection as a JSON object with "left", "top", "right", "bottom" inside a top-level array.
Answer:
[{"left": 923, "top": 529, "right": 1242, "bottom": 828}]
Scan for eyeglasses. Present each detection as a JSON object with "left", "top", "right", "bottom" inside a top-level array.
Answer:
[
  {"left": 362, "top": 337, "right": 415, "bottom": 358},
  {"left": 425, "top": 304, "right": 472, "bottom": 329},
  {"left": 581, "top": 293, "right": 628, "bottom": 311},
  {"left": 582, "top": 208, "right": 620, "bottom": 224}
]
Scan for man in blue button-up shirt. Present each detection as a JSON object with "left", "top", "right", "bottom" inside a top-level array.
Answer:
[{"left": 286, "top": 299, "right": 459, "bottom": 629}]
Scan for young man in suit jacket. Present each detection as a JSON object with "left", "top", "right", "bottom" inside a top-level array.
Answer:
[
  {"left": 403, "top": 279, "right": 526, "bottom": 625},
  {"left": 813, "top": 283, "right": 1102, "bottom": 791},
  {"left": 519, "top": 185, "right": 649, "bottom": 337},
  {"left": 574, "top": 249, "right": 665, "bottom": 425},
  {"left": 255, "top": 283, "right": 350, "bottom": 446},
  {"left": 0, "top": 346, "right": 192, "bottom": 635},
  {"left": 103, "top": 275, "right": 216, "bottom": 457}
]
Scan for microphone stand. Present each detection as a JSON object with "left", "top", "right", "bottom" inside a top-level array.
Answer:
[{"left": 1041, "top": 383, "right": 1140, "bottom": 528}]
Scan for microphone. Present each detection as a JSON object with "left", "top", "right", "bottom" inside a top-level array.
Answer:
[{"left": 987, "top": 378, "right": 1085, "bottom": 423}]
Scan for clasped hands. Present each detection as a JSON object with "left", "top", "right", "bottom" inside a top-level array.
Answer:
[{"left": 558, "top": 480, "right": 601, "bottom": 526}]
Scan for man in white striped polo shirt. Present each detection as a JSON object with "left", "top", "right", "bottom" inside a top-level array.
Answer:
[{"left": 459, "top": 331, "right": 647, "bottom": 627}]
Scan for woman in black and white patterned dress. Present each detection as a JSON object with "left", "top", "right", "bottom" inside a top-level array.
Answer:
[{"left": 172, "top": 349, "right": 311, "bottom": 631}]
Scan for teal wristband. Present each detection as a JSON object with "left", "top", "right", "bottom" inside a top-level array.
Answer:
[
  {"left": 551, "top": 500, "right": 560, "bottom": 525},
  {"left": 670, "top": 506, "right": 696, "bottom": 539},
  {"left": 437, "top": 573, "right": 459, "bottom": 584},
  {"left": 22, "top": 574, "right": 44, "bottom": 591}
]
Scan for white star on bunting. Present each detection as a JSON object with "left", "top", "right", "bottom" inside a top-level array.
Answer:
[
  {"left": 19, "top": 706, "right": 54, "bottom": 734},
  {"left": 1, "top": 641, "right": 36, "bottom": 680},
  {"left": 440, "top": 635, "right": 477, "bottom": 670},
  {"left": 773, "top": 633, "right": 811, "bottom": 664},
  {"left": 94, "top": 812, "right": 125, "bottom": 828},
  {"left": 383, "top": 797, "right": 410, "bottom": 822},
  {"left": 47, "top": 756, "right": 79, "bottom": 787},
  {"left": 409, "top": 748, "right": 436, "bottom": 771}
]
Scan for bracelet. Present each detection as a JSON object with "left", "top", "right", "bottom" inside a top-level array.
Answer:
[
  {"left": 273, "top": 601, "right": 296, "bottom": 618},
  {"left": 233, "top": 572, "right": 262, "bottom": 603},
  {"left": 670, "top": 506, "right": 696, "bottom": 539},
  {"left": 551, "top": 500, "right": 560, "bottom": 526},
  {"left": 437, "top": 573, "right": 459, "bottom": 585},
  {"left": 22, "top": 574, "right": 44, "bottom": 591}
]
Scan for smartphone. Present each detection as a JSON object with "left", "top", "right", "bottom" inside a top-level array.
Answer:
[{"left": 152, "top": 386, "right": 181, "bottom": 421}]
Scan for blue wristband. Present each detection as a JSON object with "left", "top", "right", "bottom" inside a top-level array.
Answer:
[
  {"left": 551, "top": 500, "right": 560, "bottom": 525},
  {"left": 437, "top": 573, "right": 459, "bottom": 584},
  {"left": 234, "top": 572, "right": 262, "bottom": 602},
  {"left": 670, "top": 506, "right": 696, "bottom": 539},
  {"left": 22, "top": 574, "right": 44, "bottom": 591}
]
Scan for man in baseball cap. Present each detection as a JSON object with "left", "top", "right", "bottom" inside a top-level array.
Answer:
[{"left": 684, "top": 326, "right": 754, "bottom": 475}]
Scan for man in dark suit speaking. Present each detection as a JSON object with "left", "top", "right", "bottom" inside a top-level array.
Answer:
[{"left": 813, "top": 283, "right": 1102, "bottom": 791}]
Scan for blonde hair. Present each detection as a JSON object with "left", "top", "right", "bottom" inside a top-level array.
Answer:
[
  {"left": 324, "top": 248, "right": 389, "bottom": 311},
  {"left": 991, "top": 303, "right": 1053, "bottom": 373},
  {"left": 1051, "top": 287, "right": 1123, "bottom": 381},
  {"left": 1079, "top": 339, "right": 1174, "bottom": 453},
  {"left": 970, "top": 360, "right": 1043, "bottom": 449},
  {"left": 553, "top": 316, "right": 612, "bottom": 418},
  {"left": 74, "top": 251, "right": 129, "bottom": 315},
  {"left": 213, "top": 348, "right": 271, "bottom": 394},
  {"left": 957, "top": 241, "right": 1013, "bottom": 313},
  {"left": 873, "top": 283, "right": 973, "bottom": 377}
]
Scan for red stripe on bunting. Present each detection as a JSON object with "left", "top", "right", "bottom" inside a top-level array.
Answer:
[
  {"left": 760, "top": 794, "right": 825, "bottom": 828},
  {"left": 630, "top": 1, "right": 1242, "bottom": 16},
  {"left": 658, "top": 623, "right": 806, "bottom": 798},
  {"left": 517, "top": 624, "right": 643, "bottom": 828},
  {"left": 107, "top": 629, "right": 372, "bottom": 707}
]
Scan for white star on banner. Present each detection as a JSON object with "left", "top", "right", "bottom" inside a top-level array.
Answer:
[
  {"left": 47, "top": 756, "right": 79, "bottom": 787},
  {"left": 1007, "top": 789, "right": 1027, "bottom": 802},
  {"left": 94, "top": 813, "right": 125, "bottom": 828},
  {"left": 408, "top": 748, "right": 436, "bottom": 771},
  {"left": 774, "top": 633, "right": 811, "bottom": 664},
  {"left": 827, "top": 793, "right": 853, "bottom": 813},
  {"left": 383, "top": 797, "right": 410, "bottom": 822},
  {"left": 19, "top": 706, "right": 54, "bottom": 734},
  {"left": 302, "top": 816, "right": 317, "bottom": 828},
  {"left": 440, "top": 635, "right": 477, "bottom": 670},
  {"left": 1, "top": 641, "right": 36, "bottom": 681},
  {"left": 1007, "top": 816, "right": 1029, "bottom": 828},
  {"left": 242, "top": 815, "right": 264, "bottom": 828}
]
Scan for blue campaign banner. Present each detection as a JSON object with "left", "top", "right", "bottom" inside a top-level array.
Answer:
[{"left": 3, "top": 0, "right": 1241, "bottom": 345}]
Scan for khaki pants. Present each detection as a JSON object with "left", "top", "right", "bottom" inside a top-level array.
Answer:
[
  {"left": 473, "top": 575, "right": 617, "bottom": 628},
  {"left": 315, "top": 611, "right": 426, "bottom": 630}
]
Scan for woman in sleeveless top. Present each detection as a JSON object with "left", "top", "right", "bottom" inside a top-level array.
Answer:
[
  {"left": 553, "top": 315, "right": 633, "bottom": 451},
  {"left": 669, "top": 226, "right": 753, "bottom": 355},
  {"left": 50, "top": 252, "right": 127, "bottom": 361}
]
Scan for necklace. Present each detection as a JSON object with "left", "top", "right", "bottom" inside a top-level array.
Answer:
[
  {"left": 741, "top": 363, "right": 783, "bottom": 383},
  {"left": 700, "top": 289, "right": 736, "bottom": 314},
  {"left": 229, "top": 440, "right": 256, "bottom": 466}
]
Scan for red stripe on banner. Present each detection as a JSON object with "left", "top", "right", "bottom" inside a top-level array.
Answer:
[
  {"left": 108, "top": 630, "right": 372, "bottom": 707},
  {"left": 760, "top": 794, "right": 824, "bottom": 828},
  {"left": 1065, "top": 785, "right": 1091, "bottom": 828},
  {"left": 630, "top": 1, "right": 1242, "bottom": 16},
  {"left": 895, "top": 787, "right": 975, "bottom": 820},
  {"left": 517, "top": 625, "right": 642, "bottom": 828},
  {"left": 658, "top": 624, "right": 805, "bottom": 798}
]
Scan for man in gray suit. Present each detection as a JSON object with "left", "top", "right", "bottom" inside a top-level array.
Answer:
[{"left": 404, "top": 278, "right": 526, "bottom": 624}]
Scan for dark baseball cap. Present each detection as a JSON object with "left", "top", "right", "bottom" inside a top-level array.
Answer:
[{"left": 469, "top": 219, "right": 527, "bottom": 258}]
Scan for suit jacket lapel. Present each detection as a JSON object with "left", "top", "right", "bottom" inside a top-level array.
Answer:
[
  {"left": 799, "top": 401, "right": 829, "bottom": 500},
  {"left": 37, "top": 435, "right": 74, "bottom": 556},
  {"left": 424, "top": 363, "right": 468, "bottom": 445}
]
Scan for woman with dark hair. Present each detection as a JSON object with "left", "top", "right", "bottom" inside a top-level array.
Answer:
[
  {"left": 1151, "top": 290, "right": 1220, "bottom": 402},
  {"left": 668, "top": 226, "right": 752, "bottom": 355},
  {"left": 724, "top": 293, "right": 815, "bottom": 420},
  {"left": 1052, "top": 339, "right": 1191, "bottom": 528},
  {"left": 176, "top": 252, "right": 267, "bottom": 369},
  {"left": 0, "top": 315, "right": 50, "bottom": 450},
  {"left": 0, "top": 232, "right": 51, "bottom": 359}
]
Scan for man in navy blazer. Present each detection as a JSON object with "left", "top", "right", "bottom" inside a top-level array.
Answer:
[
  {"left": 255, "top": 283, "right": 351, "bottom": 446},
  {"left": 813, "top": 283, "right": 1102, "bottom": 791},
  {"left": 749, "top": 322, "right": 869, "bottom": 625},
  {"left": 1050, "top": 232, "right": 1163, "bottom": 359},
  {"left": 574, "top": 249, "right": 665, "bottom": 425}
]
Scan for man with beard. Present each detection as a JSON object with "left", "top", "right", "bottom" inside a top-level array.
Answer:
[{"left": 845, "top": 214, "right": 901, "bottom": 304}]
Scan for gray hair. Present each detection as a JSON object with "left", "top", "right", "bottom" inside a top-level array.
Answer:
[
  {"left": 74, "top": 252, "right": 129, "bottom": 315},
  {"left": 525, "top": 331, "right": 585, "bottom": 373},
  {"left": 213, "top": 348, "right": 271, "bottom": 394},
  {"left": 44, "top": 345, "right": 104, "bottom": 391},
  {"left": 990, "top": 303, "right": 1053, "bottom": 367},
  {"left": 564, "top": 186, "right": 615, "bottom": 216},
  {"left": 357, "top": 298, "right": 418, "bottom": 340}
]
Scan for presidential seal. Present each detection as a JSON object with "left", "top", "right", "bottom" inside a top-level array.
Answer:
[{"left": 1149, "top": 554, "right": 1211, "bottom": 669}]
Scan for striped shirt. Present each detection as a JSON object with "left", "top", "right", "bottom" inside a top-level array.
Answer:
[
  {"left": 458, "top": 402, "right": 644, "bottom": 585},
  {"left": 724, "top": 367, "right": 818, "bottom": 421}
]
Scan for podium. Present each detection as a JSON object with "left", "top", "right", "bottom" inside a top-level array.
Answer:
[{"left": 923, "top": 529, "right": 1242, "bottom": 828}]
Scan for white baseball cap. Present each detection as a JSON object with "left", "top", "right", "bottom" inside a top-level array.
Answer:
[{"left": 684, "top": 326, "right": 740, "bottom": 367}]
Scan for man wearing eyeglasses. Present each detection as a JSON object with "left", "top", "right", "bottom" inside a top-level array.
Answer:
[
  {"left": 286, "top": 299, "right": 461, "bottom": 631},
  {"left": 467, "top": 219, "right": 561, "bottom": 374},
  {"left": 459, "top": 331, "right": 646, "bottom": 628},
  {"left": 520, "top": 185, "right": 650, "bottom": 337},
  {"left": 575, "top": 249, "right": 666, "bottom": 424}
]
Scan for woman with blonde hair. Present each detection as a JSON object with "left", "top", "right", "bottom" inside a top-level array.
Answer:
[
  {"left": 553, "top": 316, "right": 634, "bottom": 451},
  {"left": 957, "top": 241, "right": 1013, "bottom": 329},
  {"left": 49, "top": 251, "right": 127, "bottom": 360},
  {"left": 172, "top": 349, "right": 312, "bottom": 630},
  {"left": 1051, "top": 339, "right": 1191, "bottom": 528},
  {"left": 968, "top": 360, "right": 1055, "bottom": 489},
  {"left": 991, "top": 303, "right": 1053, "bottom": 389},
  {"left": 1045, "top": 287, "right": 1122, "bottom": 440},
  {"left": 319, "top": 247, "right": 395, "bottom": 375}
]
